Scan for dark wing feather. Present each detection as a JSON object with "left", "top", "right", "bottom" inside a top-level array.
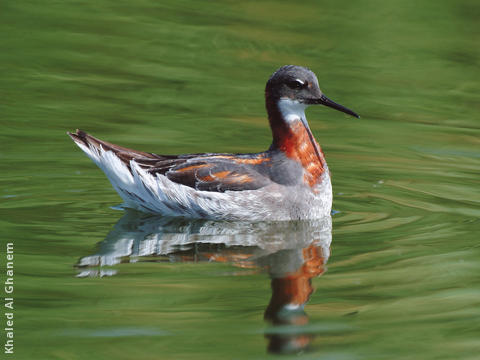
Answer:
[
  {"left": 162, "top": 157, "right": 272, "bottom": 192},
  {"left": 68, "top": 130, "right": 272, "bottom": 192},
  {"left": 68, "top": 129, "right": 166, "bottom": 164}
]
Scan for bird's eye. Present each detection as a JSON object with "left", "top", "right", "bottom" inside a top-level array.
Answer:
[{"left": 287, "top": 79, "right": 307, "bottom": 90}]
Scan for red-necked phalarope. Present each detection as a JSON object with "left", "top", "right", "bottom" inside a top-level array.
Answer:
[{"left": 69, "top": 65, "right": 359, "bottom": 220}]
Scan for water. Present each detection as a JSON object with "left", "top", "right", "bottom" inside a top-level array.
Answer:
[{"left": 1, "top": 0, "right": 479, "bottom": 359}]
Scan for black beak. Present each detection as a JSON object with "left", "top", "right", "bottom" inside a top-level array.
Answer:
[{"left": 312, "top": 94, "right": 359, "bottom": 118}]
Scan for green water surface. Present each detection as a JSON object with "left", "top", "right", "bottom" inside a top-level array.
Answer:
[{"left": 1, "top": 0, "right": 479, "bottom": 359}]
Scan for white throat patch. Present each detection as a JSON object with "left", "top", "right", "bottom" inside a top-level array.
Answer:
[{"left": 277, "top": 98, "right": 307, "bottom": 123}]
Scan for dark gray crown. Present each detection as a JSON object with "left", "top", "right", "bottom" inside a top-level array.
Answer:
[{"left": 265, "top": 65, "right": 322, "bottom": 103}]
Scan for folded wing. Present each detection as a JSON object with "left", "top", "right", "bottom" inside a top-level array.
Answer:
[
  {"left": 68, "top": 130, "right": 272, "bottom": 192},
  {"left": 158, "top": 156, "right": 272, "bottom": 192}
]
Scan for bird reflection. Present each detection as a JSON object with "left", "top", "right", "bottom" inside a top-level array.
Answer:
[
  {"left": 77, "top": 210, "right": 332, "bottom": 354},
  {"left": 262, "top": 243, "right": 328, "bottom": 354}
]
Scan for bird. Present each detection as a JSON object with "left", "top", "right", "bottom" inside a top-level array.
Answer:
[{"left": 68, "top": 65, "right": 359, "bottom": 221}]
